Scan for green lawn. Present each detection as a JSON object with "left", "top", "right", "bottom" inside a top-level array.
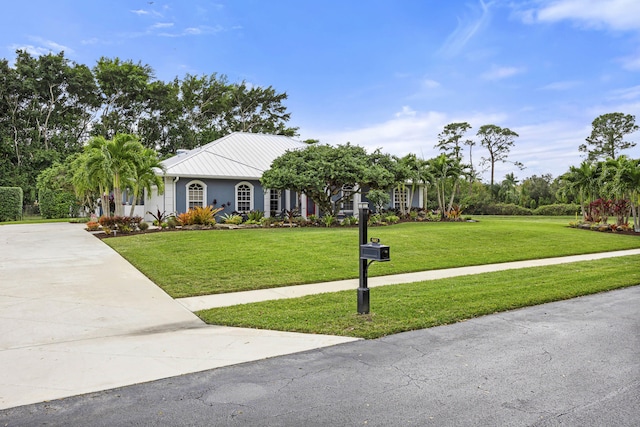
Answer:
[
  {"left": 0, "top": 216, "right": 74, "bottom": 225},
  {"left": 197, "top": 255, "right": 640, "bottom": 339},
  {"left": 104, "top": 216, "right": 640, "bottom": 298}
]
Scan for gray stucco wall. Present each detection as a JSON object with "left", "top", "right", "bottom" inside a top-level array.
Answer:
[{"left": 174, "top": 178, "right": 265, "bottom": 215}]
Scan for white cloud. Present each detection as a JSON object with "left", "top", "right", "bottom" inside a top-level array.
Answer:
[
  {"left": 158, "top": 25, "right": 224, "bottom": 37},
  {"left": 151, "top": 22, "right": 174, "bottom": 29},
  {"left": 620, "top": 52, "right": 640, "bottom": 70},
  {"left": 131, "top": 9, "right": 149, "bottom": 15},
  {"left": 80, "top": 37, "right": 99, "bottom": 45},
  {"left": 439, "top": 0, "right": 491, "bottom": 57},
  {"left": 607, "top": 85, "right": 640, "bottom": 101},
  {"left": 422, "top": 79, "right": 441, "bottom": 89},
  {"left": 302, "top": 109, "right": 615, "bottom": 181},
  {"left": 395, "top": 106, "right": 417, "bottom": 118},
  {"left": 305, "top": 107, "right": 506, "bottom": 162},
  {"left": 509, "top": 121, "right": 590, "bottom": 179},
  {"left": 528, "top": 0, "right": 640, "bottom": 31},
  {"left": 8, "top": 44, "right": 50, "bottom": 56},
  {"left": 481, "top": 65, "right": 525, "bottom": 80},
  {"left": 9, "top": 37, "right": 74, "bottom": 56},
  {"left": 539, "top": 80, "right": 581, "bottom": 91}
]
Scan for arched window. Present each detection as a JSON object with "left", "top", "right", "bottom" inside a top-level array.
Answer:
[
  {"left": 235, "top": 181, "right": 254, "bottom": 212},
  {"left": 186, "top": 181, "right": 206, "bottom": 210}
]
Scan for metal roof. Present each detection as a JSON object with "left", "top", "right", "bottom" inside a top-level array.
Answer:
[{"left": 161, "top": 132, "right": 306, "bottom": 179}]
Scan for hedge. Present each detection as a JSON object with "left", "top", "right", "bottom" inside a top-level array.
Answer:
[
  {"left": 38, "top": 188, "right": 77, "bottom": 219},
  {"left": 483, "top": 203, "right": 533, "bottom": 216},
  {"left": 0, "top": 187, "right": 23, "bottom": 221},
  {"left": 533, "top": 204, "right": 581, "bottom": 216}
]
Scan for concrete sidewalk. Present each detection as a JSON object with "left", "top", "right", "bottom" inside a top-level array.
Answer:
[
  {"left": 0, "top": 223, "right": 356, "bottom": 410},
  {"left": 177, "top": 248, "right": 640, "bottom": 311}
]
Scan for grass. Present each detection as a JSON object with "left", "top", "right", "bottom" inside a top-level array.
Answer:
[
  {"left": 196, "top": 254, "right": 640, "bottom": 339},
  {"left": 104, "top": 216, "right": 640, "bottom": 298},
  {"left": 0, "top": 215, "right": 74, "bottom": 225}
]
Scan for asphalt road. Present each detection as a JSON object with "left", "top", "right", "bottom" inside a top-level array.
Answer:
[{"left": 2, "top": 285, "right": 639, "bottom": 426}]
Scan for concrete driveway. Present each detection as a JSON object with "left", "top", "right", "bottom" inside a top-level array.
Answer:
[{"left": 0, "top": 223, "right": 357, "bottom": 410}]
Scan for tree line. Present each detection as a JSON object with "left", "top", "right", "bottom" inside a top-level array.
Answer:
[
  {"left": 262, "top": 112, "right": 639, "bottom": 229},
  {"left": 0, "top": 50, "right": 298, "bottom": 204}
]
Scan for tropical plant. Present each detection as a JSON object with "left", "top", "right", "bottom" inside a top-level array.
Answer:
[
  {"left": 221, "top": 213, "right": 243, "bottom": 225},
  {"left": 429, "top": 153, "right": 464, "bottom": 219},
  {"left": 247, "top": 210, "right": 264, "bottom": 222},
  {"left": 147, "top": 209, "right": 171, "bottom": 225},
  {"left": 86, "top": 221, "right": 100, "bottom": 231},
  {"left": 178, "top": 205, "right": 223, "bottom": 225},
  {"left": 127, "top": 147, "right": 166, "bottom": 217},
  {"left": 322, "top": 214, "right": 336, "bottom": 227},
  {"left": 558, "top": 161, "right": 602, "bottom": 220},
  {"left": 79, "top": 136, "right": 113, "bottom": 217},
  {"left": 611, "top": 156, "right": 640, "bottom": 231},
  {"left": 384, "top": 214, "right": 400, "bottom": 224}
]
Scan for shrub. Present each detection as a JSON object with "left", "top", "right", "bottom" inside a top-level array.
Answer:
[
  {"left": 247, "top": 210, "right": 264, "bottom": 222},
  {"left": 176, "top": 211, "right": 192, "bottom": 226},
  {"left": 485, "top": 203, "right": 533, "bottom": 216},
  {"left": 260, "top": 217, "right": 281, "bottom": 228},
  {"left": 368, "top": 213, "right": 385, "bottom": 225},
  {"left": 0, "top": 187, "right": 23, "bottom": 221},
  {"left": 221, "top": 213, "right": 243, "bottom": 225},
  {"left": 86, "top": 221, "right": 100, "bottom": 231},
  {"left": 534, "top": 204, "right": 581, "bottom": 216},
  {"left": 138, "top": 221, "right": 149, "bottom": 231},
  {"left": 38, "top": 187, "right": 77, "bottom": 219},
  {"left": 176, "top": 206, "right": 222, "bottom": 226},
  {"left": 166, "top": 217, "right": 178, "bottom": 229},
  {"left": 192, "top": 206, "right": 218, "bottom": 225},
  {"left": 322, "top": 214, "right": 336, "bottom": 227},
  {"left": 98, "top": 215, "right": 141, "bottom": 231},
  {"left": 69, "top": 217, "right": 90, "bottom": 223},
  {"left": 384, "top": 214, "right": 400, "bottom": 224},
  {"left": 341, "top": 216, "right": 358, "bottom": 226}
]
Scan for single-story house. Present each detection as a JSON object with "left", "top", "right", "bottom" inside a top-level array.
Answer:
[{"left": 139, "top": 132, "right": 425, "bottom": 221}]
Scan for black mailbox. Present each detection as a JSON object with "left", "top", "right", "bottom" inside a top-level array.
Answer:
[{"left": 360, "top": 238, "right": 390, "bottom": 262}]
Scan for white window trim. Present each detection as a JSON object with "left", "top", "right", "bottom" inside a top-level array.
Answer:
[
  {"left": 270, "top": 189, "right": 281, "bottom": 214},
  {"left": 186, "top": 180, "right": 207, "bottom": 211},
  {"left": 393, "top": 188, "right": 410, "bottom": 209},
  {"left": 340, "top": 185, "right": 355, "bottom": 213},
  {"left": 235, "top": 181, "right": 254, "bottom": 212}
]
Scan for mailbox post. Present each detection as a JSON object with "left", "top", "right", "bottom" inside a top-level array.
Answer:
[
  {"left": 358, "top": 203, "right": 370, "bottom": 314},
  {"left": 357, "top": 202, "right": 390, "bottom": 314}
]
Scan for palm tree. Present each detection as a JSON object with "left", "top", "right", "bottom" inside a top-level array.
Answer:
[
  {"left": 612, "top": 156, "right": 640, "bottom": 231},
  {"left": 429, "top": 154, "right": 463, "bottom": 219},
  {"left": 394, "top": 154, "right": 423, "bottom": 217},
  {"left": 82, "top": 136, "right": 114, "bottom": 217},
  {"left": 499, "top": 172, "right": 520, "bottom": 204},
  {"left": 559, "top": 161, "right": 601, "bottom": 220},
  {"left": 417, "top": 158, "right": 434, "bottom": 211},
  {"left": 128, "top": 147, "right": 166, "bottom": 217},
  {"left": 105, "top": 134, "right": 143, "bottom": 216}
]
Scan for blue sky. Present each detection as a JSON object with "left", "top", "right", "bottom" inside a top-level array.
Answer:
[{"left": 3, "top": 0, "right": 640, "bottom": 183}]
